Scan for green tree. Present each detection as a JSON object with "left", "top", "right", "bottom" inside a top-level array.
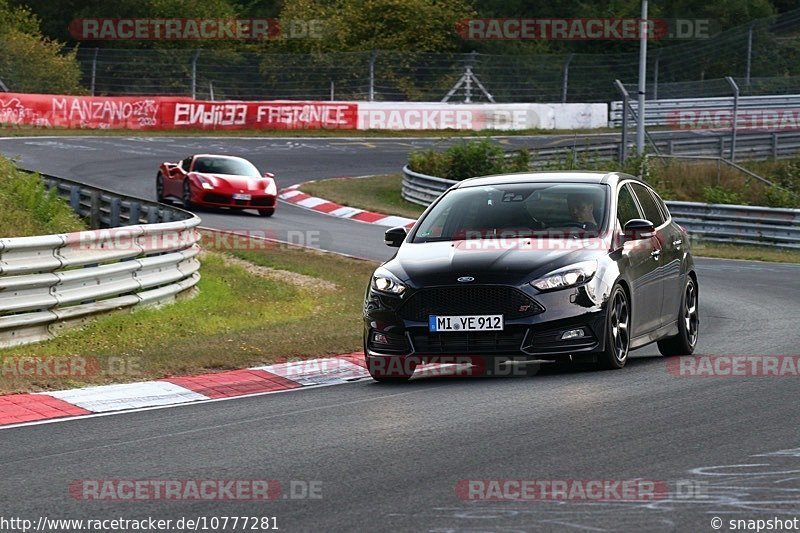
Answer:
[{"left": 0, "top": 0, "right": 83, "bottom": 93}]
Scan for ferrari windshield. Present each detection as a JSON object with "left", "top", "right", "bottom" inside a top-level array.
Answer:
[
  {"left": 193, "top": 157, "right": 260, "bottom": 177},
  {"left": 413, "top": 182, "right": 609, "bottom": 243}
]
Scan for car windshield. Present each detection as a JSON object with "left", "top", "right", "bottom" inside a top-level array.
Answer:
[
  {"left": 193, "top": 157, "right": 260, "bottom": 177},
  {"left": 412, "top": 182, "right": 608, "bottom": 243}
]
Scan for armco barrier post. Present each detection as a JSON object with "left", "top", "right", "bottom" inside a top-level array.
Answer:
[
  {"left": 110, "top": 198, "right": 122, "bottom": 227},
  {"left": 129, "top": 202, "right": 141, "bottom": 224},
  {"left": 89, "top": 190, "right": 101, "bottom": 228}
]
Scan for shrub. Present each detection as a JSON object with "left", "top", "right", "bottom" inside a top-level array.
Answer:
[
  {"left": 702, "top": 185, "right": 745, "bottom": 205},
  {"left": 408, "top": 140, "right": 529, "bottom": 181}
]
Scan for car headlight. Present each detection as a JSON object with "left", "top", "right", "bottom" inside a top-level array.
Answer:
[
  {"left": 531, "top": 260, "right": 597, "bottom": 291},
  {"left": 371, "top": 267, "right": 406, "bottom": 295},
  {"left": 264, "top": 180, "right": 277, "bottom": 195},
  {"left": 201, "top": 182, "right": 214, "bottom": 190}
]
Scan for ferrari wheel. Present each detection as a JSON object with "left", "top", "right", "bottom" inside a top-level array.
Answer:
[
  {"left": 181, "top": 180, "right": 193, "bottom": 209},
  {"left": 259, "top": 208, "right": 275, "bottom": 217},
  {"left": 156, "top": 172, "right": 165, "bottom": 202}
]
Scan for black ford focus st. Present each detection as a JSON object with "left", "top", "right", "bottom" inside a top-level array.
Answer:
[{"left": 363, "top": 172, "right": 699, "bottom": 381}]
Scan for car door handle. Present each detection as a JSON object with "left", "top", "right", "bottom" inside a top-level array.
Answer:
[
  {"left": 672, "top": 239, "right": 682, "bottom": 247},
  {"left": 651, "top": 250, "right": 661, "bottom": 260}
]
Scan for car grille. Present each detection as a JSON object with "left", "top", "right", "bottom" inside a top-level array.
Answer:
[
  {"left": 203, "top": 193, "right": 229, "bottom": 204},
  {"left": 410, "top": 329, "right": 528, "bottom": 355},
  {"left": 398, "top": 285, "right": 543, "bottom": 322},
  {"left": 251, "top": 198, "right": 275, "bottom": 207}
]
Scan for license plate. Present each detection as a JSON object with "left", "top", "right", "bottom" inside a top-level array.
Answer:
[
  {"left": 429, "top": 315, "right": 504, "bottom": 332},
  {"left": 232, "top": 193, "right": 252, "bottom": 200}
]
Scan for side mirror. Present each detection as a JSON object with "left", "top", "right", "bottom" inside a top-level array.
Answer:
[
  {"left": 384, "top": 226, "right": 408, "bottom": 248},
  {"left": 623, "top": 219, "right": 656, "bottom": 241}
]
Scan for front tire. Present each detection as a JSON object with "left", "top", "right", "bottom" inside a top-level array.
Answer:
[
  {"left": 181, "top": 180, "right": 193, "bottom": 209},
  {"left": 597, "top": 285, "right": 630, "bottom": 370},
  {"left": 658, "top": 276, "right": 699, "bottom": 356},
  {"left": 156, "top": 172, "right": 165, "bottom": 202},
  {"left": 259, "top": 208, "right": 275, "bottom": 217}
]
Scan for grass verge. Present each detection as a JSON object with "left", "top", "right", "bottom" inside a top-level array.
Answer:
[
  {"left": 0, "top": 157, "right": 86, "bottom": 236},
  {"left": 299, "top": 174, "right": 800, "bottom": 264},
  {"left": 0, "top": 231, "right": 377, "bottom": 394}
]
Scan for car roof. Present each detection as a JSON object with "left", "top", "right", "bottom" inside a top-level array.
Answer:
[
  {"left": 192, "top": 154, "right": 248, "bottom": 161},
  {"left": 454, "top": 171, "right": 640, "bottom": 189}
]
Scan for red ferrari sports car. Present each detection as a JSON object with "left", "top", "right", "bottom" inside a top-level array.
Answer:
[{"left": 157, "top": 154, "right": 277, "bottom": 217}]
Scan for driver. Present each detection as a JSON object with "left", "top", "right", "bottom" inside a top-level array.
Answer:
[{"left": 566, "top": 192, "right": 599, "bottom": 230}]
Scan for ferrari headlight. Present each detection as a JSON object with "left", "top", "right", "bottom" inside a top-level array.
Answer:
[
  {"left": 201, "top": 182, "right": 214, "bottom": 190},
  {"left": 532, "top": 260, "right": 597, "bottom": 291},
  {"left": 371, "top": 267, "right": 406, "bottom": 295},
  {"left": 264, "top": 180, "right": 277, "bottom": 195}
]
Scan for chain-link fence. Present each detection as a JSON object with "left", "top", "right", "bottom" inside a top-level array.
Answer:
[{"left": 57, "top": 7, "right": 799, "bottom": 102}]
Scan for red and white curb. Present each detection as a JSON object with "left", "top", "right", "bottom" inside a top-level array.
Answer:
[
  {"left": 0, "top": 353, "right": 370, "bottom": 429},
  {"left": 279, "top": 181, "right": 417, "bottom": 229}
]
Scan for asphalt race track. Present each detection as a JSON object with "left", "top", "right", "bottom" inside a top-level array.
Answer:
[{"left": 1, "top": 135, "right": 799, "bottom": 532}]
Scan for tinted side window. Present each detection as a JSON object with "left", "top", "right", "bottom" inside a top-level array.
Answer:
[
  {"left": 616, "top": 184, "right": 641, "bottom": 227},
  {"left": 650, "top": 189, "right": 671, "bottom": 221},
  {"left": 630, "top": 183, "right": 665, "bottom": 227},
  {"left": 181, "top": 157, "right": 193, "bottom": 171}
]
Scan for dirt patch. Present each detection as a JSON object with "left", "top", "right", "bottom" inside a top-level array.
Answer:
[{"left": 211, "top": 252, "right": 338, "bottom": 291}]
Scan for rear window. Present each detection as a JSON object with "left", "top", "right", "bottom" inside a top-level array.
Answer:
[{"left": 413, "top": 182, "right": 608, "bottom": 243}]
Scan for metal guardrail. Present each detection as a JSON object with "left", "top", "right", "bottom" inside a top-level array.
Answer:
[
  {"left": 610, "top": 94, "right": 800, "bottom": 127},
  {"left": 0, "top": 171, "right": 202, "bottom": 348},
  {"left": 520, "top": 131, "right": 800, "bottom": 165},
  {"left": 401, "top": 165, "right": 800, "bottom": 250}
]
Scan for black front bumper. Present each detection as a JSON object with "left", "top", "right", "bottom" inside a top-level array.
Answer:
[{"left": 364, "top": 283, "right": 608, "bottom": 361}]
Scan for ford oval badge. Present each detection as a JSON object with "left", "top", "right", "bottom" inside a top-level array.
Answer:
[{"left": 457, "top": 276, "right": 475, "bottom": 283}]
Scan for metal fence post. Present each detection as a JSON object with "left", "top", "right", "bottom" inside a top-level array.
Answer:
[
  {"left": 330, "top": 80, "right": 335, "bottom": 101},
  {"left": 772, "top": 132, "right": 778, "bottom": 160},
  {"left": 90, "top": 48, "right": 99, "bottom": 96},
  {"left": 725, "top": 76, "right": 739, "bottom": 162},
  {"left": 369, "top": 49, "right": 376, "bottom": 102},
  {"left": 0, "top": 78, "right": 8, "bottom": 92},
  {"left": 561, "top": 54, "right": 574, "bottom": 103},
  {"left": 191, "top": 49, "right": 201, "bottom": 99},
  {"left": 614, "top": 80, "right": 629, "bottom": 163},
  {"left": 653, "top": 55, "right": 659, "bottom": 100},
  {"left": 745, "top": 24, "right": 754, "bottom": 87}
]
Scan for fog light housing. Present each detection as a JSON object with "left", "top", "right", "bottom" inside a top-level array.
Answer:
[
  {"left": 372, "top": 332, "right": 389, "bottom": 345},
  {"left": 561, "top": 328, "right": 586, "bottom": 340}
]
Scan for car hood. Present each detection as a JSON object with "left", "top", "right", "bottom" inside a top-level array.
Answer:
[
  {"left": 386, "top": 238, "right": 607, "bottom": 287},
  {"left": 194, "top": 173, "right": 272, "bottom": 191}
]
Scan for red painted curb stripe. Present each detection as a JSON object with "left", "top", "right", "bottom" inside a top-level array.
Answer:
[
  {"left": 163, "top": 369, "right": 302, "bottom": 399},
  {"left": 312, "top": 201, "right": 344, "bottom": 213},
  {"left": 282, "top": 192, "right": 309, "bottom": 203},
  {"left": 0, "top": 394, "right": 91, "bottom": 425},
  {"left": 351, "top": 211, "right": 386, "bottom": 223}
]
